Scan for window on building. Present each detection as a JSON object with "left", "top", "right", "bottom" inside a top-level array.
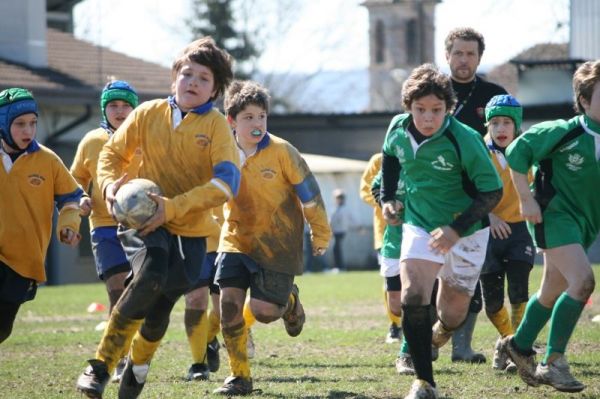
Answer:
[
  {"left": 375, "top": 20, "right": 385, "bottom": 64},
  {"left": 406, "top": 19, "right": 418, "bottom": 64}
]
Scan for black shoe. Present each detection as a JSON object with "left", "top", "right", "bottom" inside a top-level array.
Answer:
[
  {"left": 282, "top": 284, "right": 305, "bottom": 337},
  {"left": 186, "top": 362, "right": 210, "bottom": 381},
  {"left": 213, "top": 376, "right": 253, "bottom": 396},
  {"left": 385, "top": 323, "right": 402, "bottom": 344},
  {"left": 76, "top": 359, "right": 111, "bottom": 399},
  {"left": 207, "top": 338, "right": 220, "bottom": 372},
  {"left": 118, "top": 357, "right": 149, "bottom": 399}
]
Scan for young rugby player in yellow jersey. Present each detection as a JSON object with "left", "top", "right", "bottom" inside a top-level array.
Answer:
[
  {"left": 360, "top": 153, "right": 403, "bottom": 343},
  {"left": 70, "top": 80, "right": 140, "bottom": 382},
  {"left": 76, "top": 37, "right": 239, "bottom": 399},
  {"left": 71, "top": 81, "right": 139, "bottom": 316},
  {"left": 478, "top": 95, "right": 534, "bottom": 372},
  {"left": 0, "top": 88, "right": 82, "bottom": 344},
  {"left": 214, "top": 80, "right": 331, "bottom": 395}
]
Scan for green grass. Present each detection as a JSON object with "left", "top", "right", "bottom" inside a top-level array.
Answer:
[{"left": 1, "top": 266, "right": 600, "bottom": 398}]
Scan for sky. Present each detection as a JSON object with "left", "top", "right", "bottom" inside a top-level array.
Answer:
[{"left": 73, "top": 0, "right": 570, "bottom": 74}]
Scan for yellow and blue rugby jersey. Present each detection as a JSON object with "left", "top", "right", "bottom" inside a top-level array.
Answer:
[
  {"left": 206, "top": 205, "right": 224, "bottom": 253},
  {"left": 359, "top": 153, "right": 385, "bottom": 250},
  {"left": 70, "top": 127, "right": 142, "bottom": 231},
  {"left": 219, "top": 133, "right": 331, "bottom": 276},
  {"left": 486, "top": 138, "right": 530, "bottom": 223},
  {"left": 97, "top": 99, "right": 240, "bottom": 237},
  {"left": 0, "top": 143, "right": 82, "bottom": 282}
]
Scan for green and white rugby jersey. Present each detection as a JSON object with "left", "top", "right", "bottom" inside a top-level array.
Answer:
[
  {"left": 506, "top": 115, "right": 600, "bottom": 249},
  {"left": 382, "top": 113, "right": 502, "bottom": 236}
]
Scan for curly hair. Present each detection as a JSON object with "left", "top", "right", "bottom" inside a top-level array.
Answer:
[
  {"left": 224, "top": 80, "right": 270, "bottom": 118},
  {"left": 401, "top": 63, "right": 456, "bottom": 112},
  {"left": 444, "top": 27, "right": 485, "bottom": 57},
  {"left": 572, "top": 60, "right": 600, "bottom": 114},
  {"left": 171, "top": 36, "right": 233, "bottom": 101}
]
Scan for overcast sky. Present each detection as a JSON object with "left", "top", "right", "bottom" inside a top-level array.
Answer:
[{"left": 73, "top": 0, "right": 570, "bottom": 73}]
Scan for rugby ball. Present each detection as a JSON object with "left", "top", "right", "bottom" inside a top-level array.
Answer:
[{"left": 112, "top": 178, "right": 162, "bottom": 229}]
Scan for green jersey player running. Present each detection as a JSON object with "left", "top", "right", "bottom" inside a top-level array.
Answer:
[{"left": 499, "top": 60, "right": 600, "bottom": 393}]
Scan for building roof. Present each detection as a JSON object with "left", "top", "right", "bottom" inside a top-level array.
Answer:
[
  {"left": 0, "top": 28, "right": 172, "bottom": 103},
  {"left": 487, "top": 43, "right": 569, "bottom": 96},
  {"left": 303, "top": 153, "right": 369, "bottom": 173}
]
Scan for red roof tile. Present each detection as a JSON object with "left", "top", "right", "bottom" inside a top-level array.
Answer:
[{"left": 0, "top": 28, "right": 172, "bottom": 102}]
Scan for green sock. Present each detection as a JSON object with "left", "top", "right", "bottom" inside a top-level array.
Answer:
[
  {"left": 398, "top": 337, "right": 410, "bottom": 356},
  {"left": 513, "top": 293, "right": 553, "bottom": 352},
  {"left": 544, "top": 292, "right": 585, "bottom": 363}
]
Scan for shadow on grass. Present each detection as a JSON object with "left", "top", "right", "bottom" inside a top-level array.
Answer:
[
  {"left": 256, "top": 361, "right": 383, "bottom": 369},
  {"left": 260, "top": 375, "right": 378, "bottom": 384},
  {"left": 575, "top": 363, "right": 600, "bottom": 377},
  {"left": 259, "top": 391, "right": 373, "bottom": 399}
]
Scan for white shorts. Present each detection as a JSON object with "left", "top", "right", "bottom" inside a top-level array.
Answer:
[
  {"left": 379, "top": 255, "right": 401, "bottom": 278},
  {"left": 399, "top": 224, "right": 489, "bottom": 296}
]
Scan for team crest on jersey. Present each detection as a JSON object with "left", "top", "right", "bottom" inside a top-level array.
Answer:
[
  {"left": 431, "top": 155, "right": 454, "bottom": 171},
  {"left": 566, "top": 153, "right": 584, "bottom": 171},
  {"left": 195, "top": 134, "right": 211, "bottom": 148},
  {"left": 261, "top": 168, "right": 276, "bottom": 179},
  {"left": 28, "top": 174, "right": 45, "bottom": 186}
]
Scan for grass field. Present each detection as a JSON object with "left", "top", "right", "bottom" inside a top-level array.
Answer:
[{"left": 1, "top": 266, "right": 599, "bottom": 399}]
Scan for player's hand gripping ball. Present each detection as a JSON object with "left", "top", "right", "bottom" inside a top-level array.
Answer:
[{"left": 112, "top": 178, "right": 162, "bottom": 229}]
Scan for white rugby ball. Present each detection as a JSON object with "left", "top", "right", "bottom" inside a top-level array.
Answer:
[{"left": 112, "top": 178, "right": 162, "bottom": 229}]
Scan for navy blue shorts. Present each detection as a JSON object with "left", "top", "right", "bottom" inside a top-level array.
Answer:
[
  {"left": 481, "top": 221, "right": 535, "bottom": 275},
  {"left": 0, "top": 261, "right": 37, "bottom": 304},
  {"left": 91, "top": 226, "right": 130, "bottom": 280},
  {"left": 215, "top": 252, "right": 294, "bottom": 307}
]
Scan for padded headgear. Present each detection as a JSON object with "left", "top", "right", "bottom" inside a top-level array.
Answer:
[
  {"left": 485, "top": 94, "right": 523, "bottom": 133},
  {"left": 0, "top": 88, "right": 38, "bottom": 149},
  {"left": 100, "top": 80, "right": 139, "bottom": 124}
]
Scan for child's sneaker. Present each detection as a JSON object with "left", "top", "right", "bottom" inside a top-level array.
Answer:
[
  {"left": 213, "top": 376, "right": 253, "bottom": 396},
  {"left": 207, "top": 338, "right": 220, "bottom": 372},
  {"left": 395, "top": 354, "right": 415, "bottom": 375},
  {"left": 282, "top": 284, "right": 305, "bottom": 337},
  {"left": 500, "top": 335, "right": 539, "bottom": 387},
  {"left": 186, "top": 363, "right": 210, "bottom": 381},
  {"left": 76, "top": 359, "right": 110, "bottom": 399},
  {"left": 535, "top": 354, "right": 585, "bottom": 393},
  {"left": 404, "top": 379, "right": 438, "bottom": 399},
  {"left": 118, "top": 357, "right": 150, "bottom": 399},
  {"left": 492, "top": 337, "right": 509, "bottom": 370},
  {"left": 386, "top": 323, "right": 402, "bottom": 344}
]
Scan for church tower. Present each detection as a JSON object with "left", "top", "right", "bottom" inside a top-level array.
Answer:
[{"left": 362, "top": 0, "right": 440, "bottom": 111}]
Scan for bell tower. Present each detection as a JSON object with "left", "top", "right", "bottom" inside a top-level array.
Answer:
[{"left": 362, "top": 0, "right": 440, "bottom": 111}]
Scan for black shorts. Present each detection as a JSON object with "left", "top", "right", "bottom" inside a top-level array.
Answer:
[
  {"left": 481, "top": 221, "right": 535, "bottom": 275},
  {"left": 385, "top": 274, "right": 401, "bottom": 292},
  {"left": 0, "top": 261, "right": 37, "bottom": 304},
  {"left": 215, "top": 252, "right": 294, "bottom": 306},
  {"left": 118, "top": 226, "right": 207, "bottom": 302},
  {"left": 188, "top": 251, "right": 219, "bottom": 292}
]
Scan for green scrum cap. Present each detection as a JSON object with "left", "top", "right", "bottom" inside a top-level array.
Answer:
[
  {"left": 485, "top": 94, "right": 523, "bottom": 133},
  {"left": 100, "top": 80, "right": 139, "bottom": 124}
]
